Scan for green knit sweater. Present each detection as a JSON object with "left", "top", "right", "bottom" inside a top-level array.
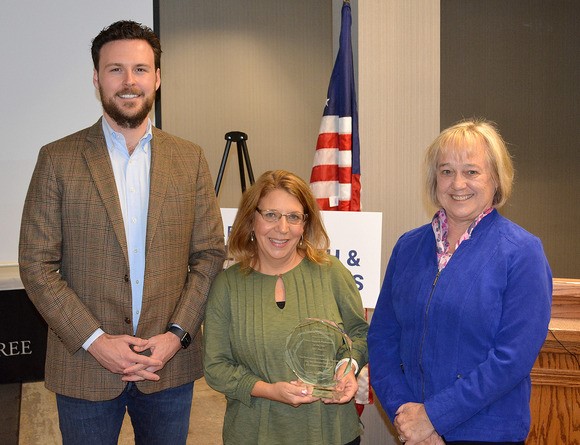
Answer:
[{"left": 203, "top": 256, "right": 368, "bottom": 445}]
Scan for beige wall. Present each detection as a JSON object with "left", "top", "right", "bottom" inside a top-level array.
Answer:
[
  {"left": 158, "top": 0, "right": 333, "bottom": 209},
  {"left": 357, "top": 2, "right": 440, "bottom": 443},
  {"left": 159, "top": 0, "right": 439, "bottom": 271},
  {"left": 358, "top": 1, "right": 440, "bottom": 273}
]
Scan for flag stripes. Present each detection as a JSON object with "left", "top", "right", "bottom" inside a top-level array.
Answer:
[{"left": 309, "top": 2, "right": 360, "bottom": 211}]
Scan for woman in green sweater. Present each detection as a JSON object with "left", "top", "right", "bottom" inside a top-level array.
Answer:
[{"left": 204, "top": 170, "right": 368, "bottom": 445}]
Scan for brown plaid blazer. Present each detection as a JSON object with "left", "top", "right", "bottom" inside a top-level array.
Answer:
[{"left": 19, "top": 119, "right": 225, "bottom": 401}]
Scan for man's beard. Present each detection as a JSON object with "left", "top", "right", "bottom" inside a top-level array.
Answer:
[{"left": 100, "top": 87, "right": 155, "bottom": 129}]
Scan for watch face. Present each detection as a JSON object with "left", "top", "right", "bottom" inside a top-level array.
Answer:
[{"left": 182, "top": 332, "right": 192, "bottom": 349}]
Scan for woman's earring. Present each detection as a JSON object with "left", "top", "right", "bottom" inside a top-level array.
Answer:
[
  {"left": 299, "top": 235, "right": 304, "bottom": 246},
  {"left": 250, "top": 231, "right": 255, "bottom": 242}
]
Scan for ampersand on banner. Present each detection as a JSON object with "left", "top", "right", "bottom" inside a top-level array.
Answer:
[{"left": 347, "top": 250, "right": 360, "bottom": 266}]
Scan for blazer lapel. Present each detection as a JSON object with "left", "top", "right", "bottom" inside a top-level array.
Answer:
[
  {"left": 146, "top": 128, "right": 171, "bottom": 257},
  {"left": 83, "top": 119, "right": 129, "bottom": 264}
]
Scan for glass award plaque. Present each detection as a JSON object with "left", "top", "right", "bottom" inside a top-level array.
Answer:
[{"left": 285, "top": 318, "right": 353, "bottom": 399}]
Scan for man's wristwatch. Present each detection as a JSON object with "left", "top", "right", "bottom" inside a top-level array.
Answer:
[{"left": 166, "top": 323, "right": 191, "bottom": 349}]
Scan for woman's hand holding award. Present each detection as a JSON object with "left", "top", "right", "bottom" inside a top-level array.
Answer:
[{"left": 285, "top": 318, "right": 354, "bottom": 400}]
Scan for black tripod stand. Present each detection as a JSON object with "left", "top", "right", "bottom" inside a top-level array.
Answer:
[{"left": 214, "top": 131, "right": 255, "bottom": 196}]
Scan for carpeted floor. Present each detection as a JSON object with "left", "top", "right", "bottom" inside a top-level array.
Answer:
[
  {"left": 0, "top": 383, "right": 20, "bottom": 445},
  {"left": 0, "top": 377, "right": 225, "bottom": 445}
]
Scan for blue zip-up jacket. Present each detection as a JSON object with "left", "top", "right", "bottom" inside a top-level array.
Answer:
[{"left": 368, "top": 210, "right": 552, "bottom": 442}]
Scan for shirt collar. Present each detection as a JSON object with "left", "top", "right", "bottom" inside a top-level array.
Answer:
[
  {"left": 101, "top": 117, "right": 153, "bottom": 155},
  {"left": 432, "top": 207, "right": 494, "bottom": 270}
]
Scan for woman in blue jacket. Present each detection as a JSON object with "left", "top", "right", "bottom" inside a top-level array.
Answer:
[{"left": 368, "top": 118, "right": 552, "bottom": 444}]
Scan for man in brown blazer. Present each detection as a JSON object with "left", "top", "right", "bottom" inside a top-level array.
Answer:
[{"left": 19, "top": 20, "right": 225, "bottom": 444}]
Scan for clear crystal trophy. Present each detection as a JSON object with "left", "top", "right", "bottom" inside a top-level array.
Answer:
[{"left": 285, "top": 318, "right": 353, "bottom": 399}]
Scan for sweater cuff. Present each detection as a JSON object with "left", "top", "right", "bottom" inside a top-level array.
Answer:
[
  {"left": 336, "top": 358, "right": 359, "bottom": 375},
  {"left": 236, "top": 374, "right": 261, "bottom": 407}
]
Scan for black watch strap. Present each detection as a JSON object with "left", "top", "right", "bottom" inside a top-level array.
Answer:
[{"left": 167, "top": 324, "right": 191, "bottom": 349}]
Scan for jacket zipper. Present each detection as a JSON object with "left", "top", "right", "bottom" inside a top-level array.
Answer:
[{"left": 418, "top": 269, "right": 441, "bottom": 401}]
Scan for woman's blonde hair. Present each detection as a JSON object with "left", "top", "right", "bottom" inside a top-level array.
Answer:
[
  {"left": 424, "top": 118, "right": 514, "bottom": 209},
  {"left": 228, "top": 170, "right": 330, "bottom": 272}
]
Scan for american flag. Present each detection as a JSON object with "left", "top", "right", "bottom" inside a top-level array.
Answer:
[
  {"left": 310, "top": 1, "right": 371, "bottom": 412},
  {"left": 309, "top": 1, "right": 361, "bottom": 211}
]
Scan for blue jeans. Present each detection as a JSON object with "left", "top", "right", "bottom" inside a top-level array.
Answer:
[{"left": 56, "top": 382, "right": 194, "bottom": 445}]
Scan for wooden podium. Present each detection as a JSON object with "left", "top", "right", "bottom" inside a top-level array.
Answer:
[{"left": 527, "top": 278, "right": 580, "bottom": 444}]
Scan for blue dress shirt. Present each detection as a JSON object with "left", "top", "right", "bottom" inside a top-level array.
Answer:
[{"left": 82, "top": 117, "right": 152, "bottom": 349}]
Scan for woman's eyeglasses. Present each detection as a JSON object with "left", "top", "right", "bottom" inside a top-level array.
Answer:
[{"left": 256, "top": 208, "right": 308, "bottom": 225}]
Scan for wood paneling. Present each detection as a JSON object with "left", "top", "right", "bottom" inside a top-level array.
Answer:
[{"left": 528, "top": 279, "right": 580, "bottom": 444}]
